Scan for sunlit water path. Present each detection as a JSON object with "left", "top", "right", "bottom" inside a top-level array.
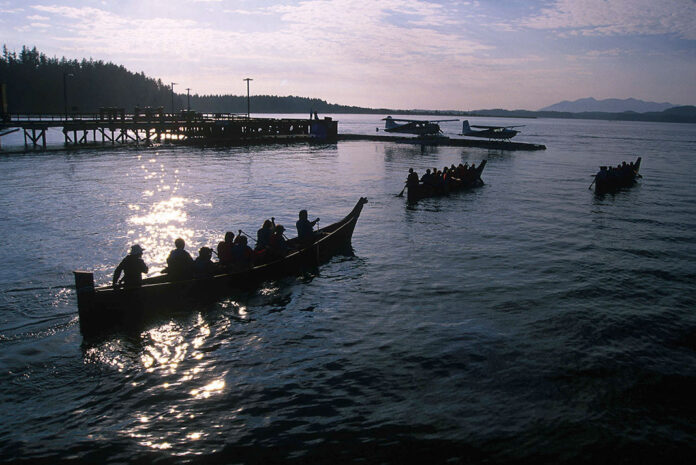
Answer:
[{"left": 1, "top": 116, "right": 695, "bottom": 463}]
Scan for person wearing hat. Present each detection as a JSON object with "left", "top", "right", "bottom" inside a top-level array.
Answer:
[
  {"left": 113, "top": 244, "right": 148, "bottom": 288},
  {"left": 194, "top": 246, "right": 216, "bottom": 278}
]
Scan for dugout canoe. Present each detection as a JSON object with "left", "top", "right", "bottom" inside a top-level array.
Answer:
[
  {"left": 74, "top": 197, "right": 368, "bottom": 336},
  {"left": 406, "top": 160, "right": 486, "bottom": 202},
  {"left": 593, "top": 157, "right": 641, "bottom": 194}
]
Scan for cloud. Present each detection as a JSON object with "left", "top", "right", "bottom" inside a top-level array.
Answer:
[
  {"left": 222, "top": 9, "right": 274, "bottom": 16},
  {"left": 519, "top": 0, "right": 696, "bottom": 40},
  {"left": 27, "top": 1, "right": 494, "bottom": 90},
  {"left": 584, "top": 48, "right": 624, "bottom": 58},
  {"left": 18, "top": 0, "right": 691, "bottom": 109}
]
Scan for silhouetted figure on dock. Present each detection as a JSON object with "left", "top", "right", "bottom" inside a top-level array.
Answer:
[
  {"left": 113, "top": 244, "right": 148, "bottom": 288},
  {"left": 166, "top": 238, "right": 194, "bottom": 281}
]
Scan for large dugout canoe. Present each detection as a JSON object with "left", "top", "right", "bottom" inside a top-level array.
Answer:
[
  {"left": 593, "top": 157, "right": 641, "bottom": 194},
  {"left": 74, "top": 197, "right": 368, "bottom": 336},
  {"left": 406, "top": 160, "right": 486, "bottom": 202}
]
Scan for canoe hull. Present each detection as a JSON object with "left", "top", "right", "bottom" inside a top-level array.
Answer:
[
  {"left": 407, "top": 160, "right": 486, "bottom": 202},
  {"left": 75, "top": 197, "right": 368, "bottom": 336},
  {"left": 594, "top": 157, "right": 641, "bottom": 194}
]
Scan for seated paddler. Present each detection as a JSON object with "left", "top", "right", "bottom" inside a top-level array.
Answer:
[
  {"left": 255, "top": 218, "right": 275, "bottom": 251},
  {"left": 113, "top": 244, "right": 148, "bottom": 288},
  {"left": 217, "top": 231, "right": 235, "bottom": 266},
  {"left": 231, "top": 235, "right": 254, "bottom": 268},
  {"left": 194, "top": 246, "right": 216, "bottom": 278},
  {"left": 268, "top": 224, "right": 289, "bottom": 259},
  {"left": 166, "top": 238, "right": 195, "bottom": 281}
]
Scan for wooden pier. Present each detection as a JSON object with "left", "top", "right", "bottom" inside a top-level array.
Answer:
[{"left": 0, "top": 108, "right": 338, "bottom": 150}]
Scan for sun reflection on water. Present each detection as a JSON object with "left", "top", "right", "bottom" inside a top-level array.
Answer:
[
  {"left": 84, "top": 313, "right": 234, "bottom": 452},
  {"left": 127, "top": 196, "right": 196, "bottom": 272},
  {"left": 220, "top": 299, "right": 248, "bottom": 320},
  {"left": 190, "top": 378, "right": 226, "bottom": 399},
  {"left": 140, "top": 322, "right": 188, "bottom": 374}
]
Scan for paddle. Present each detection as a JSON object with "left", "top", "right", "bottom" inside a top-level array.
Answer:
[
  {"left": 588, "top": 177, "right": 596, "bottom": 190},
  {"left": 397, "top": 182, "right": 407, "bottom": 197},
  {"left": 238, "top": 229, "right": 257, "bottom": 244}
]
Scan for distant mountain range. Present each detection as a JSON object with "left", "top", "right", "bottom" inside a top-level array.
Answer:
[
  {"left": 539, "top": 97, "right": 676, "bottom": 113},
  {"left": 461, "top": 106, "right": 696, "bottom": 124}
]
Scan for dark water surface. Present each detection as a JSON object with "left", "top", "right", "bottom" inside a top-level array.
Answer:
[{"left": 1, "top": 116, "right": 695, "bottom": 464}]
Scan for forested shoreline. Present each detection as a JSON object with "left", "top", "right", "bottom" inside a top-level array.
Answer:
[{"left": 0, "top": 45, "right": 377, "bottom": 115}]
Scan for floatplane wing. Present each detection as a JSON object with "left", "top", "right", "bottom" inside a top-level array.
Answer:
[
  {"left": 470, "top": 124, "right": 525, "bottom": 129},
  {"left": 383, "top": 118, "right": 459, "bottom": 123}
]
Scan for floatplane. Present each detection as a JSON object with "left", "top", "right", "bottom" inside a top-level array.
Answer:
[
  {"left": 460, "top": 120, "right": 524, "bottom": 141},
  {"left": 379, "top": 116, "right": 458, "bottom": 137}
]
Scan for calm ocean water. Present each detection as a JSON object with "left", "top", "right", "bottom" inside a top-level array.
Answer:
[{"left": 1, "top": 115, "right": 695, "bottom": 464}]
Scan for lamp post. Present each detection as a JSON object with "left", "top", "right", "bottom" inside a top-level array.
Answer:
[
  {"left": 171, "top": 82, "right": 177, "bottom": 114},
  {"left": 243, "top": 78, "right": 252, "bottom": 118},
  {"left": 63, "top": 71, "right": 74, "bottom": 120},
  {"left": 186, "top": 88, "right": 191, "bottom": 111}
]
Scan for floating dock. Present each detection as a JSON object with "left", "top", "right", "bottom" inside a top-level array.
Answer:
[{"left": 338, "top": 134, "right": 546, "bottom": 150}]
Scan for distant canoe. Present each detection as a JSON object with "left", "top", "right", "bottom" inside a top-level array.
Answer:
[
  {"left": 406, "top": 160, "right": 486, "bottom": 202},
  {"left": 74, "top": 197, "right": 368, "bottom": 337},
  {"left": 593, "top": 157, "right": 641, "bottom": 194}
]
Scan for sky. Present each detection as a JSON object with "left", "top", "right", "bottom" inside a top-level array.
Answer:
[{"left": 1, "top": 0, "right": 695, "bottom": 110}]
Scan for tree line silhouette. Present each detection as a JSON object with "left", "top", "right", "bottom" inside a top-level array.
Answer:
[{"left": 0, "top": 45, "right": 377, "bottom": 115}]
